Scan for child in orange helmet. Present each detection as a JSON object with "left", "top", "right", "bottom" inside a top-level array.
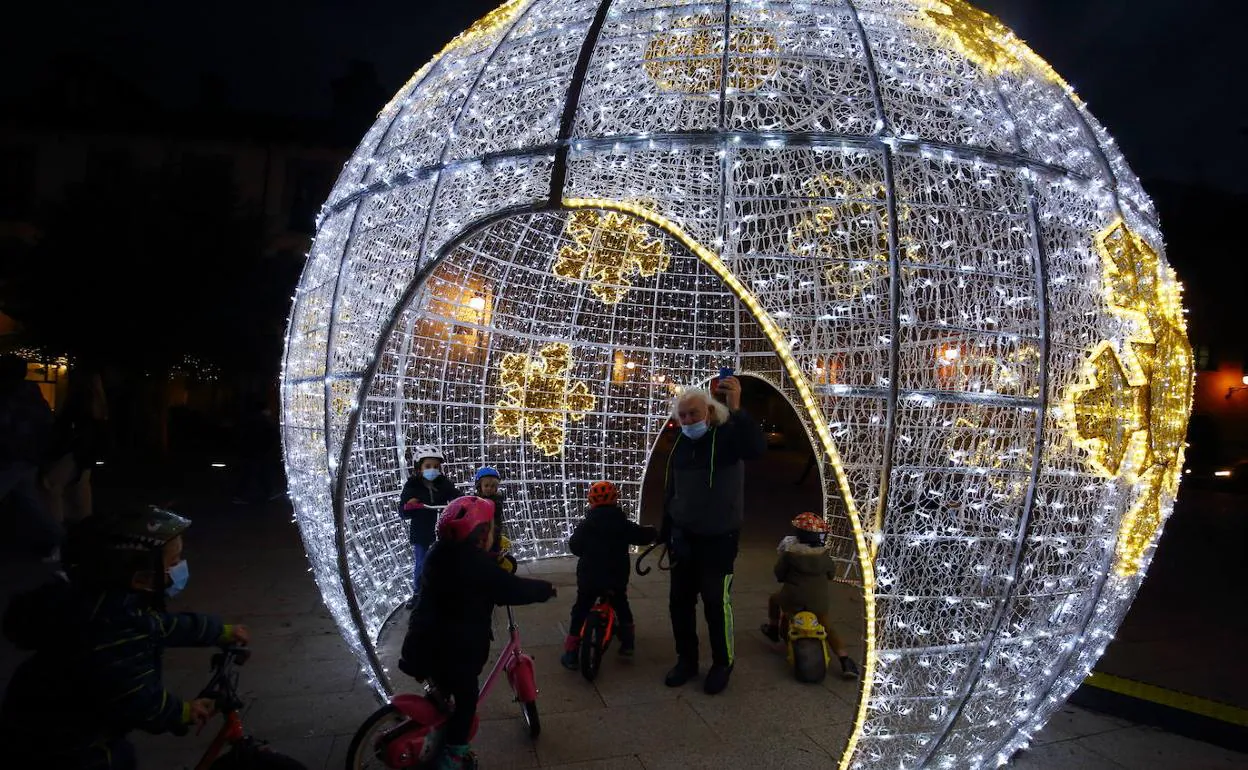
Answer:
[
  {"left": 759, "top": 512, "right": 859, "bottom": 679},
  {"left": 561, "top": 481, "right": 658, "bottom": 667}
]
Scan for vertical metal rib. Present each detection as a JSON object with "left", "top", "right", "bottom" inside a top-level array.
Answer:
[
  {"left": 549, "top": 0, "right": 617, "bottom": 205},
  {"left": 331, "top": 203, "right": 546, "bottom": 695},
  {"left": 916, "top": 80, "right": 1055, "bottom": 767},
  {"left": 845, "top": 0, "right": 899, "bottom": 546}
]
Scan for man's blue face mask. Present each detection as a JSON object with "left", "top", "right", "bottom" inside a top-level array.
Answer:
[{"left": 681, "top": 420, "right": 709, "bottom": 440}]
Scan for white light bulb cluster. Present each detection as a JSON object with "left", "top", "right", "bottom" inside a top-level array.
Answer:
[{"left": 280, "top": 2, "right": 1191, "bottom": 768}]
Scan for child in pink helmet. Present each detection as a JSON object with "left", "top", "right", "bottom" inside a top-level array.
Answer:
[{"left": 399, "top": 496, "right": 557, "bottom": 770}]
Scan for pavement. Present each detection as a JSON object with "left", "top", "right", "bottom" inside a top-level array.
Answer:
[{"left": 0, "top": 450, "right": 1244, "bottom": 769}]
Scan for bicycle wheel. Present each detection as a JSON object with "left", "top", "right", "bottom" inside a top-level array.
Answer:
[
  {"left": 579, "top": 615, "right": 605, "bottom": 682},
  {"left": 345, "top": 704, "right": 443, "bottom": 770},
  {"left": 520, "top": 700, "right": 541, "bottom": 739}
]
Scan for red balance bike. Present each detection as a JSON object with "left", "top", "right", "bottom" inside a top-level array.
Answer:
[
  {"left": 346, "top": 605, "right": 542, "bottom": 769},
  {"left": 575, "top": 590, "right": 618, "bottom": 682},
  {"left": 188, "top": 647, "right": 307, "bottom": 769}
]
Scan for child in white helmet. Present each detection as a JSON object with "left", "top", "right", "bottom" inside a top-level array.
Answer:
[{"left": 399, "top": 445, "right": 462, "bottom": 609}]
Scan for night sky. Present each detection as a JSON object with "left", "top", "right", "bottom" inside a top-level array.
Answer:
[{"left": 8, "top": 0, "right": 1247, "bottom": 192}]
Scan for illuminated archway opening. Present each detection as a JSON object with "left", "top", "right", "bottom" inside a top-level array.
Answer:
[{"left": 335, "top": 206, "right": 873, "bottom": 757}]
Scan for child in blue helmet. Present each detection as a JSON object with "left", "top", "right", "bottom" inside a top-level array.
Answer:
[{"left": 474, "top": 466, "right": 515, "bottom": 572}]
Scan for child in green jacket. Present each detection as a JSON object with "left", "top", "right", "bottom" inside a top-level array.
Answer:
[{"left": 759, "top": 512, "right": 859, "bottom": 679}]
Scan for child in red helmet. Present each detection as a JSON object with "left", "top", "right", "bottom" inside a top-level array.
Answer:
[
  {"left": 561, "top": 481, "right": 659, "bottom": 667},
  {"left": 759, "top": 512, "right": 859, "bottom": 679},
  {"left": 400, "top": 496, "right": 557, "bottom": 770}
]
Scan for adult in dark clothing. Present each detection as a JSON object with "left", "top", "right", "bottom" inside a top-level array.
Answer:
[
  {"left": 0, "top": 353, "right": 60, "bottom": 558},
  {"left": 0, "top": 506, "right": 249, "bottom": 770},
  {"left": 560, "top": 480, "right": 658, "bottom": 667},
  {"left": 661, "top": 376, "right": 766, "bottom": 695},
  {"left": 399, "top": 445, "right": 462, "bottom": 609},
  {"left": 399, "top": 497, "right": 556, "bottom": 770},
  {"left": 41, "top": 362, "right": 110, "bottom": 524}
]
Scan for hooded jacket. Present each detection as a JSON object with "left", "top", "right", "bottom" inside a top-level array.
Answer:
[
  {"left": 401, "top": 538, "right": 555, "bottom": 679},
  {"left": 0, "top": 577, "right": 226, "bottom": 764},
  {"left": 773, "top": 536, "right": 838, "bottom": 619},
  {"left": 568, "top": 504, "right": 658, "bottom": 591},
  {"left": 399, "top": 473, "right": 463, "bottom": 547},
  {"left": 663, "top": 409, "right": 766, "bottom": 536}
]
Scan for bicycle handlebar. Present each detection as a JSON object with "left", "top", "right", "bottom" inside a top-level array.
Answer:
[{"left": 197, "top": 646, "right": 251, "bottom": 718}]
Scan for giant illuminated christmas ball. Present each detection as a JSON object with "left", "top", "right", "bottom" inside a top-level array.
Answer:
[{"left": 281, "top": 1, "right": 1192, "bottom": 767}]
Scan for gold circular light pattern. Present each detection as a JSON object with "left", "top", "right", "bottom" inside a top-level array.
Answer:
[{"left": 280, "top": 2, "right": 1191, "bottom": 769}]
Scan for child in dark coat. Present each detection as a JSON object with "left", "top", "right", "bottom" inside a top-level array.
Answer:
[
  {"left": 561, "top": 481, "right": 658, "bottom": 667},
  {"left": 399, "top": 445, "right": 462, "bottom": 609},
  {"left": 759, "top": 512, "right": 859, "bottom": 679},
  {"left": 0, "top": 506, "right": 249, "bottom": 769},
  {"left": 400, "top": 496, "right": 556, "bottom": 770}
]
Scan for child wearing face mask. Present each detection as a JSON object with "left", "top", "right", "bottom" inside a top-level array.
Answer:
[
  {"left": 400, "top": 445, "right": 463, "bottom": 609},
  {"left": 0, "top": 505, "right": 250, "bottom": 770}
]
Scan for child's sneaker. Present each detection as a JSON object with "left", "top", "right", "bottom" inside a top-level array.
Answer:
[
  {"left": 618, "top": 624, "right": 636, "bottom": 657},
  {"left": 560, "top": 634, "right": 579, "bottom": 670},
  {"left": 759, "top": 623, "right": 781, "bottom": 643},
  {"left": 436, "top": 744, "right": 477, "bottom": 769},
  {"left": 839, "top": 655, "right": 860, "bottom": 679}
]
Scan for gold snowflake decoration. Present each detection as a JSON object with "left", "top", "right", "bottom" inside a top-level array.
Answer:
[
  {"left": 555, "top": 210, "right": 671, "bottom": 305},
  {"left": 1114, "top": 467, "right": 1164, "bottom": 578},
  {"left": 644, "top": 14, "right": 779, "bottom": 94},
  {"left": 787, "top": 176, "right": 911, "bottom": 302},
  {"left": 1064, "top": 220, "right": 1194, "bottom": 576},
  {"left": 492, "top": 342, "right": 596, "bottom": 457},
  {"left": 1066, "top": 342, "right": 1149, "bottom": 478},
  {"left": 914, "top": 0, "right": 1069, "bottom": 88}
]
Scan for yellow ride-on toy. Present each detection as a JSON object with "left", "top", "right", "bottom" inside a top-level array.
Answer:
[{"left": 784, "top": 610, "right": 832, "bottom": 684}]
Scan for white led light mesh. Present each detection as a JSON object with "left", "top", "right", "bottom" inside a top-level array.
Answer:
[{"left": 280, "top": 2, "right": 1193, "bottom": 768}]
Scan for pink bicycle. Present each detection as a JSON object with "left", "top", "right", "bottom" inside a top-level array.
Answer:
[{"left": 345, "top": 605, "right": 542, "bottom": 769}]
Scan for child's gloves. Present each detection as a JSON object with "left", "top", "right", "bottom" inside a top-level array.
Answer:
[
  {"left": 403, "top": 499, "right": 425, "bottom": 510},
  {"left": 218, "top": 624, "right": 251, "bottom": 647},
  {"left": 183, "top": 697, "right": 216, "bottom": 727},
  {"left": 498, "top": 552, "right": 519, "bottom": 574}
]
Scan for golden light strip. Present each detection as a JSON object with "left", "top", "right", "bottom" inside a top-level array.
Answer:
[
  {"left": 563, "top": 197, "right": 878, "bottom": 770},
  {"left": 373, "top": 0, "right": 533, "bottom": 120},
  {"left": 913, "top": 0, "right": 1074, "bottom": 94}
]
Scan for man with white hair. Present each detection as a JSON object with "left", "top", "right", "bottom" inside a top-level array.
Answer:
[{"left": 660, "top": 374, "right": 766, "bottom": 695}]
